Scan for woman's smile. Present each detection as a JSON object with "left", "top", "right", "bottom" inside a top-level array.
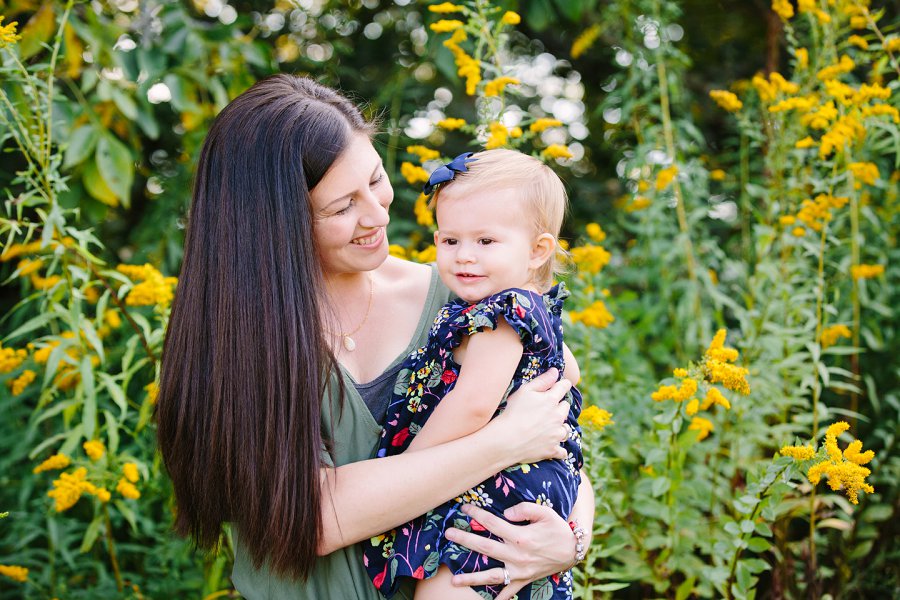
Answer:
[{"left": 350, "top": 227, "right": 385, "bottom": 248}]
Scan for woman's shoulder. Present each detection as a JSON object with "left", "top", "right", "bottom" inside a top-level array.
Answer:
[{"left": 375, "top": 256, "right": 432, "bottom": 293}]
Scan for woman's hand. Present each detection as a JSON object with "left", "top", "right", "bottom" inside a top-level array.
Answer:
[
  {"left": 489, "top": 368, "right": 571, "bottom": 465},
  {"left": 444, "top": 503, "right": 577, "bottom": 600}
]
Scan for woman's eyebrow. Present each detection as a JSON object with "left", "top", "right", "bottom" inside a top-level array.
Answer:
[{"left": 323, "top": 161, "right": 383, "bottom": 208}]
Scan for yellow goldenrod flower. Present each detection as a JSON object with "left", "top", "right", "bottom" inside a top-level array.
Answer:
[
  {"left": 848, "top": 35, "right": 869, "bottom": 50},
  {"left": 771, "top": 0, "right": 793, "bottom": 19},
  {"left": 428, "top": 2, "right": 463, "bottom": 13},
  {"left": 804, "top": 421, "right": 875, "bottom": 504},
  {"left": 542, "top": 145, "right": 573, "bottom": 160},
  {"left": 412, "top": 245, "right": 437, "bottom": 264},
  {"left": 145, "top": 381, "right": 159, "bottom": 405},
  {"left": 795, "top": 136, "right": 816, "bottom": 149},
  {"left": 0, "top": 16, "right": 21, "bottom": 48},
  {"left": 123, "top": 462, "right": 140, "bottom": 483},
  {"left": 485, "top": 122, "right": 509, "bottom": 149},
  {"left": 437, "top": 117, "right": 467, "bottom": 130},
  {"left": 779, "top": 215, "right": 797, "bottom": 226},
  {"left": 510, "top": 126, "right": 523, "bottom": 138},
  {"left": 769, "top": 95, "right": 817, "bottom": 113},
  {"left": 709, "top": 90, "right": 743, "bottom": 112},
  {"left": 850, "top": 15, "right": 867, "bottom": 28},
  {"left": 819, "top": 114, "right": 866, "bottom": 158},
  {"left": 843, "top": 440, "right": 875, "bottom": 465},
  {"left": 685, "top": 398, "right": 700, "bottom": 416},
  {"left": 47, "top": 467, "right": 89, "bottom": 512},
  {"left": 700, "top": 387, "right": 731, "bottom": 410},
  {"left": 570, "top": 244, "right": 611, "bottom": 274},
  {"left": 0, "top": 344, "right": 27, "bottom": 374},
  {"left": 817, "top": 55, "right": 855, "bottom": 81},
  {"left": 708, "top": 269, "right": 719, "bottom": 285},
  {"left": 850, "top": 263, "right": 885, "bottom": 279},
  {"left": 34, "top": 453, "right": 72, "bottom": 474},
  {"left": 704, "top": 329, "right": 739, "bottom": 363},
  {"left": 780, "top": 445, "right": 816, "bottom": 461},
  {"left": 884, "top": 37, "right": 900, "bottom": 53},
  {"left": 626, "top": 196, "right": 652, "bottom": 212},
  {"left": 820, "top": 324, "right": 852, "bottom": 349},
  {"left": 571, "top": 24, "right": 601, "bottom": 59},
  {"left": 637, "top": 180, "right": 650, "bottom": 192},
  {"left": 795, "top": 47, "right": 809, "bottom": 69},
  {"left": 569, "top": 300, "right": 615, "bottom": 329},
  {"left": 688, "top": 417, "right": 714, "bottom": 441},
  {"left": 501, "top": 11, "right": 521, "bottom": 26},
  {"left": 430, "top": 19, "right": 464, "bottom": 33},
  {"left": 7, "top": 369, "right": 36, "bottom": 395},
  {"left": 16, "top": 258, "right": 44, "bottom": 277},
  {"left": 673, "top": 368, "right": 688, "bottom": 378},
  {"left": 655, "top": 165, "right": 678, "bottom": 191},
  {"left": 529, "top": 118, "right": 563, "bottom": 133},
  {"left": 414, "top": 193, "right": 435, "bottom": 227},
  {"left": 483, "top": 76, "right": 520, "bottom": 97},
  {"left": 0, "top": 564, "right": 28, "bottom": 583},
  {"left": 848, "top": 162, "right": 879, "bottom": 186},
  {"left": 580, "top": 405, "right": 614, "bottom": 430},
  {"left": 400, "top": 162, "right": 429, "bottom": 185},
  {"left": 406, "top": 145, "right": 441, "bottom": 162},
  {"left": 118, "top": 264, "right": 177, "bottom": 308},
  {"left": 105, "top": 309, "right": 122, "bottom": 329},
  {"left": 389, "top": 244, "right": 407, "bottom": 259},
  {"left": 116, "top": 478, "right": 141, "bottom": 500},
  {"left": 586, "top": 223, "right": 606, "bottom": 243},
  {"left": 710, "top": 169, "right": 726, "bottom": 181},
  {"left": 83, "top": 440, "right": 105, "bottom": 461},
  {"left": 652, "top": 377, "right": 697, "bottom": 403},
  {"left": 705, "top": 359, "right": 750, "bottom": 394}
]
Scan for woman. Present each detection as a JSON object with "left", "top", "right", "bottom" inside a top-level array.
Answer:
[{"left": 156, "top": 75, "right": 594, "bottom": 600}]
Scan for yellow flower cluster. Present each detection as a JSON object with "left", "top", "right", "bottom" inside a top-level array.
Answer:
[
  {"left": 580, "top": 405, "right": 614, "bottom": 430},
  {"left": 47, "top": 467, "right": 110, "bottom": 511},
  {"left": 752, "top": 72, "right": 799, "bottom": 103},
  {"left": 485, "top": 121, "right": 508, "bottom": 149},
  {"left": 688, "top": 417, "right": 715, "bottom": 441},
  {"left": 530, "top": 118, "right": 563, "bottom": 133},
  {"left": 625, "top": 196, "right": 652, "bottom": 212},
  {"left": 768, "top": 94, "right": 817, "bottom": 114},
  {"left": 401, "top": 162, "right": 429, "bottom": 185},
  {"left": 411, "top": 245, "right": 437, "bottom": 264},
  {"left": 569, "top": 300, "right": 614, "bottom": 329},
  {"left": 0, "top": 564, "right": 28, "bottom": 583},
  {"left": 117, "top": 264, "right": 177, "bottom": 308},
  {"left": 441, "top": 27, "right": 480, "bottom": 95},
  {"left": 796, "top": 0, "right": 831, "bottom": 23},
  {"left": 703, "top": 329, "right": 750, "bottom": 395},
  {"left": 820, "top": 324, "right": 851, "bottom": 349},
  {"left": 709, "top": 90, "right": 743, "bottom": 112},
  {"left": 848, "top": 161, "right": 879, "bottom": 186},
  {"left": 483, "top": 76, "right": 520, "bottom": 97},
  {"left": 0, "top": 343, "right": 27, "bottom": 373},
  {"left": 407, "top": 145, "right": 440, "bottom": 162},
  {"left": 33, "top": 453, "right": 72, "bottom": 474},
  {"left": 771, "top": 0, "right": 794, "bottom": 20},
  {"left": 145, "top": 381, "right": 159, "bottom": 404},
  {"left": 585, "top": 223, "right": 606, "bottom": 243},
  {"left": 806, "top": 422, "right": 875, "bottom": 504},
  {"left": 117, "top": 462, "right": 142, "bottom": 499},
  {"left": 570, "top": 244, "right": 611, "bottom": 274},
  {"left": 428, "top": 2, "right": 463, "bottom": 13},
  {"left": 6, "top": 369, "right": 36, "bottom": 395},
  {"left": 430, "top": 19, "right": 464, "bottom": 33},
  {"left": 861, "top": 104, "right": 900, "bottom": 123},
  {"left": 437, "top": 117, "right": 466, "bottom": 130},
  {"left": 652, "top": 377, "right": 698, "bottom": 402},
  {"left": 83, "top": 439, "right": 105, "bottom": 461},
  {"left": 0, "top": 16, "right": 20, "bottom": 48},
  {"left": 819, "top": 114, "right": 866, "bottom": 158},
  {"left": 655, "top": 165, "right": 678, "bottom": 191},
  {"left": 850, "top": 263, "right": 884, "bottom": 279},
  {"left": 500, "top": 11, "right": 521, "bottom": 26},
  {"left": 541, "top": 145, "right": 573, "bottom": 160},
  {"left": 414, "top": 193, "right": 435, "bottom": 227},
  {"left": 780, "top": 444, "right": 816, "bottom": 461},
  {"left": 571, "top": 24, "right": 601, "bottom": 59},
  {"left": 791, "top": 193, "right": 849, "bottom": 233},
  {"left": 817, "top": 55, "right": 856, "bottom": 81}
]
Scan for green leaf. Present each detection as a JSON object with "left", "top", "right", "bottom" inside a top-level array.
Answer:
[
  {"left": 104, "top": 410, "right": 120, "bottom": 455},
  {"left": 96, "top": 134, "right": 134, "bottom": 208},
  {"left": 746, "top": 537, "right": 771, "bottom": 552},
  {"left": 64, "top": 125, "right": 99, "bottom": 169},
  {"left": 98, "top": 372, "right": 128, "bottom": 420},
  {"left": 595, "top": 582, "right": 630, "bottom": 591},
  {"left": 651, "top": 477, "right": 670, "bottom": 497},
  {"left": 17, "top": 4, "right": 56, "bottom": 60},
  {"left": 83, "top": 159, "right": 119, "bottom": 206},
  {"left": 80, "top": 515, "right": 103, "bottom": 553},
  {"left": 675, "top": 576, "right": 696, "bottom": 600},
  {"left": 111, "top": 87, "right": 138, "bottom": 120},
  {"left": 114, "top": 500, "right": 138, "bottom": 532},
  {"left": 80, "top": 356, "right": 97, "bottom": 440},
  {"left": 393, "top": 368, "right": 412, "bottom": 396},
  {"left": 3, "top": 311, "right": 55, "bottom": 343}
]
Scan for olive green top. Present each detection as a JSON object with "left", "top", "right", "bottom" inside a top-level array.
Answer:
[{"left": 232, "top": 266, "right": 451, "bottom": 599}]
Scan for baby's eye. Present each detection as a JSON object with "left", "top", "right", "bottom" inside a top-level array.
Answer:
[
  {"left": 478, "top": 238, "right": 494, "bottom": 245},
  {"left": 442, "top": 238, "right": 458, "bottom": 246}
]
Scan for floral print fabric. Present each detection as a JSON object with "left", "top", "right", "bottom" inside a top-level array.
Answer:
[{"left": 365, "top": 284, "right": 583, "bottom": 599}]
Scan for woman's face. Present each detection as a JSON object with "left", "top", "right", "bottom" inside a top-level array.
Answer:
[{"left": 310, "top": 133, "right": 393, "bottom": 276}]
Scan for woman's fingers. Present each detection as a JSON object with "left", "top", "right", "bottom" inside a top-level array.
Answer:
[
  {"left": 519, "top": 367, "right": 559, "bottom": 391},
  {"left": 449, "top": 566, "right": 506, "bottom": 588},
  {"left": 444, "top": 524, "right": 510, "bottom": 562},
  {"left": 503, "top": 501, "right": 558, "bottom": 524},
  {"left": 460, "top": 504, "right": 516, "bottom": 539}
]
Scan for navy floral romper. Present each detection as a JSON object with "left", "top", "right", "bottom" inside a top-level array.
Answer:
[{"left": 364, "top": 284, "right": 583, "bottom": 600}]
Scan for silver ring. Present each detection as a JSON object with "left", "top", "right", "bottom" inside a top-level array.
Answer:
[{"left": 502, "top": 567, "right": 510, "bottom": 586}]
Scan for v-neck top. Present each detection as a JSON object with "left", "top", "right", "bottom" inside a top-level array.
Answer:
[{"left": 231, "top": 265, "right": 451, "bottom": 600}]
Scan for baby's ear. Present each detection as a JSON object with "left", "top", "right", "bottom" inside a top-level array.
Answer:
[
  {"left": 433, "top": 230, "right": 440, "bottom": 245},
  {"left": 529, "top": 233, "right": 556, "bottom": 269}
]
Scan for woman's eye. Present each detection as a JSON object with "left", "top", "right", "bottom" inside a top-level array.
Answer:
[
  {"left": 334, "top": 201, "right": 353, "bottom": 216},
  {"left": 370, "top": 172, "right": 384, "bottom": 186}
]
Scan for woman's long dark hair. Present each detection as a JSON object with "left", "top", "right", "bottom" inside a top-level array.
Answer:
[{"left": 156, "top": 75, "right": 373, "bottom": 579}]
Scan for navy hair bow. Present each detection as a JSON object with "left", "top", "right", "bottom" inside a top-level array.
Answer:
[{"left": 423, "top": 152, "right": 477, "bottom": 196}]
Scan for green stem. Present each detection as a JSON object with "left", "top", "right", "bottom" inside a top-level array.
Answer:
[{"left": 104, "top": 505, "right": 124, "bottom": 592}]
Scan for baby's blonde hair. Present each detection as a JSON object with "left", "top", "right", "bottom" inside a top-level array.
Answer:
[{"left": 431, "top": 148, "right": 567, "bottom": 291}]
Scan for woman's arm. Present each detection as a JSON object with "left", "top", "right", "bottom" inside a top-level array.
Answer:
[
  {"left": 406, "top": 321, "right": 523, "bottom": 451},
  {"left": 445, "top": 471, "right": 597, "bottom": 600},
  {"left": 317, "top": 369, "right": 572, "bottom": 555}
]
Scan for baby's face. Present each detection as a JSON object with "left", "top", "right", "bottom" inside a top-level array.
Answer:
[{"left": 434, "top": 186, "right": 540, "bottom": 303}]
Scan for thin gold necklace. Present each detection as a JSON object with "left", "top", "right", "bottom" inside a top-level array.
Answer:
[{"left": 326, "top": 273, "right": 374, "bottom": 352}]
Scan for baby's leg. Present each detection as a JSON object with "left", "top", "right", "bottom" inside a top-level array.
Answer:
[{"left": 414, "top": 565, "right": 483, "bottom": 600}]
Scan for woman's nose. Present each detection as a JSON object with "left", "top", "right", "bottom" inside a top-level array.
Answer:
[{"left": 359, "top": 190, "right": 390, "bottom": 228}]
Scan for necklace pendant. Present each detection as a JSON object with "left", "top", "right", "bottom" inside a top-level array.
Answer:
[{"left": 342, "top": 335, "right": 356, "bottom": 352}]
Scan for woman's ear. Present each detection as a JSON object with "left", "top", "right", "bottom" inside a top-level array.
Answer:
[{"left": 529, "top": 233, "right": 556, "bottom": 270}]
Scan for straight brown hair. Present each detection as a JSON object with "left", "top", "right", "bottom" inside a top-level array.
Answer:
[{"left": 156, "top": 75, "right": 373, "bottom": 579}]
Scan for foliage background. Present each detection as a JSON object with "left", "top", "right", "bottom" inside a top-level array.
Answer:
[{"left": 1, "top": 0, "right": 897, "bottom": 598}]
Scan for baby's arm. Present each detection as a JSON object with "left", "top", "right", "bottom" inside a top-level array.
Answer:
[
  {"left": 406, "top": 320, "right": 524, "bottom": 452},
  {"left": 562, "top": 342, "right": 580, "bottom": 385}
]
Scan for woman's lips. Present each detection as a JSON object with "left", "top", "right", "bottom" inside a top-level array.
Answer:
[{"left": 350, "top": 228, "right": 384, "bottom": 248}]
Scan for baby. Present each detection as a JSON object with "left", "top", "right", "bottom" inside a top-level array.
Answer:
[{"left": 365, "top": 149, "right": 584, "bottom": 600}]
